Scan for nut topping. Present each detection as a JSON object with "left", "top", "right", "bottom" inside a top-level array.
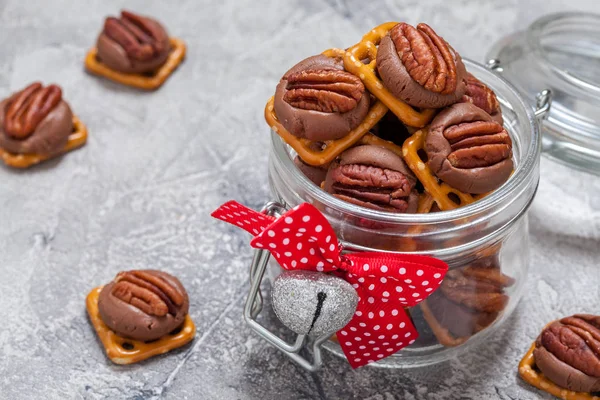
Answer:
[
  {"left": 3, "top": 82, "right": 62, "bottom": 139},
  {"left": 441, "top": 265, "right": 514, "bottom": 313},
  {"left": 390, "top": 23, "right": 457, "bottom": 95},
  {"left": 103, "top": 11, "right": 168, "bottom": 61},
  {"left": 461, "top": 73, "right": 501, "bottom": 120},
  {"left": 283, "top": 69, "right": 365, "bottom": 113},
  {"left": 325, "top": 145, "right": 418, "bottom": 213},
  {"left": 443, "top": 120, "right": 512, "bottom": 169},
  {"left": 112, "top": 270, "right": 184, "bottom": 316},
  {"left": 329, "top": 164, "right": 413, "bottom": 209}
]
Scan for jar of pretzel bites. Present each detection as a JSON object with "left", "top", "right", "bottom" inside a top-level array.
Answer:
[{"left": 264, "top": 22, "right": 546, "bottom": 367}]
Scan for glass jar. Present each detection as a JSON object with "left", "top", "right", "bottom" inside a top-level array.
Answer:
[
  {"left": 487, "top": 12, "right": 600, "bottom": 175},
  {"left": 266, "top": 59, "right": 542, "bottom": 368}
]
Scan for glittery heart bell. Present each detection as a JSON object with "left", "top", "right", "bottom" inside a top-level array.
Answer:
[
  {"left": 271, "top": 270, "right": 359, "bottom": 337},
  {"left": 212, "top": 200, "right": 449, "bottom": 369}
]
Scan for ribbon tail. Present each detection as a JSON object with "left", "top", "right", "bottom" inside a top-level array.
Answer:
[
  {"left": 337, "top": 305, "right": 418, "bottom": 369},
  {"left": 211, "top": 201, "right": 275, "bottom": 236}
]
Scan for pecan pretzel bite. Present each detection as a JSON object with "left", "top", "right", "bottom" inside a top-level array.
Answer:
[
  {"left": 519, "top": 315, "right": 600, "bottom": 399},
  {"left": 273, "top": 55, "right": 370, "bottom": 142},
  {"left": 96, "top": 10, "right": 170, "bottom": 74},
  {"left": 87, "top": 271, "right": 195, "bottom": 365},
  {"left": 421, "top": 256, "right": 514, "bottom": 346},
  {"left": 85, "top": 10, "right": 186, "bottom": 90},
  {"left": 0, "top": 82, "right": 87, "bottom": 168},
  {"left": 425, "top": 102, "right": 513, "bottom": 194},
  {"left": 324, "top": 144, "right": 419, "bottom": 213},
  {"left": 535, "top": 315, "right": 600, "bottom": 393},
  {"left": 461, "top": 73, "right": 503, "bottom": 125},
  {"left": 98, "top": 270, "right": 189, "bottom": 342},
  {"left": 294, "top": 155, "right": 329, "bottom": 187},
  {"left": 339, "top": 23, "right": 437, "bottom": 128},
  {"left": 377, "top": 23, "right": 467, "bottom": 109}
]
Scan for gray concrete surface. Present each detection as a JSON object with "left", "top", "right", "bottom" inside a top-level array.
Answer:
[{"left": 0, "top": 0, "right": 599, "bottom": 399}]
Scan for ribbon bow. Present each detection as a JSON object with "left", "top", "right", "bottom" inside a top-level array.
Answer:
[{"left": 212, "top": 201, "right": 448, "bottom": 368}]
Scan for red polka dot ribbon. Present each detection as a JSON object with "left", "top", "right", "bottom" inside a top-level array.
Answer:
[{"left": 212, "top": 200, "right": 448, "bottom": 369}]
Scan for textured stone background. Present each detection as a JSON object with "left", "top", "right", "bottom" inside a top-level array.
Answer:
[{"left": 0, "top": 0, "right": 599, "bottom": 399}]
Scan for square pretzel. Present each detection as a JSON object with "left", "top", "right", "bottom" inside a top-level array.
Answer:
[
  {"left": 86, "top": 286, "right": 196, "bottom": 365},
  {"left": 84, "top": 37, "right": 186, "bottom": 90},
  {"left": 519, "top": 342, "right": 599, "bottom": 400},
  {"left": 0, "top": 115, "right": 88, "bottom": 169}
]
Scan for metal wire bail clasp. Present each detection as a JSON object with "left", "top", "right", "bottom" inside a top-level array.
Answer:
[
  {"left": 534, "top": 89, "right": 552, "bottom": 124},
  {"left": 243, "top": 201, "right": 330, "bottom": 372}
]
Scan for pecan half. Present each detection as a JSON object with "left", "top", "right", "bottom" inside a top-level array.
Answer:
[
  {"left": 538, "top": 315, "right": 600, "bottom": 378},
  {"left": 283, "top": 69, "right": 365, "bottom": 113},
  {"left": 461, "top": 73, "right": 501, "bottom": 118},
  {"left": 441, "top": 265, "right": 513, "bottom": 313},
  {"left": 3, "top": 82, "right": 62, "bottom": 139},
  {"left": 103, "top": 11, "right": 168, "bottom": 61},
  {"left": 390, "top": 23, "right": 457, "bottom": 95},
  {"left": 443, "top": 120, "right": 512, "bottom": 169},
  {"left": 112, "top": 270, "right": 184, "bottom": 316},
  {"left": 330, "top": 164, "right": 413, "bottom": 210},
  {"left": 325, "top": 145, "right": 418, "bottom": 212}
]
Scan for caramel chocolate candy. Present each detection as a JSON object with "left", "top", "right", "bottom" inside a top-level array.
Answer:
[
  {"left": 424, "top": 290, "right": 499, "bottom": 339},
  {"left": 294, "top": 155, "right": 328, "bottom": 186},
  {"left": 377, "top": 23, "right": 467, "bottom": 109},
  {"left": 98, "top": 270, "right": 189, "bottom": 342},
  {"left": 273, "top": 55, "right": 370, "bottom": 142},
  {"left": 440, "top": 263, "right": 513, "bottom": 314},
  {"left": 324, "top": 144, "right": 418, "bottom": 213},
  {"left": 533, "top": 315, "right": 600, "bottom": 393},
  {"left": 461, "top": 73, "right": 503, "bottom": 125},
  {"left": 96, "top": 10, "right": 170, "bottom": 74},
  {"left": 0, "top": 82, "right": 73, "bottom": 157},
  {"left": 422, "top": 257, "right": 514, "bottom": 346},
  {"left": 425, "top": 102, "right": 513, "bottom": 194}
]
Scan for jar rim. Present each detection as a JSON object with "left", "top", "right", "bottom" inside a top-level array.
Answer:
[
  {"left": 271, "top": 59, "right": 540, "bottom": 224},
  {"left": 527, "top": 12, "right": 600, "bottom": 93}
]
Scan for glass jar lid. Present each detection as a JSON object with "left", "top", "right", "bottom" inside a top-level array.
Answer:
[{"left": 486, "top": 12, "right": 600, "bottom": 175}]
